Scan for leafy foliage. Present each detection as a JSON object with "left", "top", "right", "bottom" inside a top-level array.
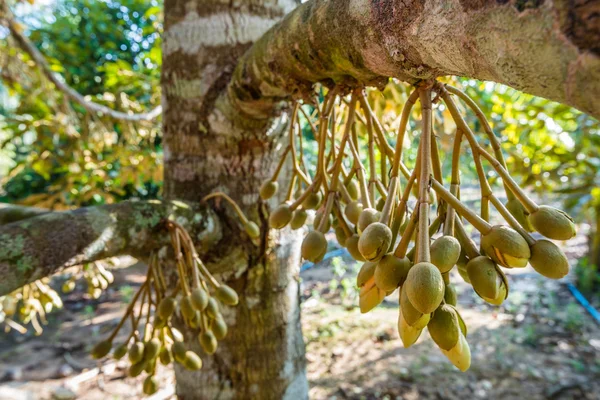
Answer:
[{"left": 0, "top": 0, "right": 163, "bottom": 208}]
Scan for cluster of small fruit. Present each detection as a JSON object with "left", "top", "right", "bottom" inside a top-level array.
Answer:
[
  {"left": 90, "top": 221, "right": 239, "bottom": 395},
  {"left": 61, "top": 261, "right": 115, "bottom": 299},
  {"left": 0, "top": 278, "right": 63, "bottom": 334},
  {"left": 261, "top": 81, "right": 576, "bottom": 371}
]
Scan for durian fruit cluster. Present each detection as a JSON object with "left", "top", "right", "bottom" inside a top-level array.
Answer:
[
  {"left": 0, "top": 278, "right": 63, "bottom": 335},
  {"left": 91, "top": 221, "right": 239, "bottom": 395},
  {"left": 61, "top": 261, "right": 115, "bottom": 299},
  {"left": 263, "top": 81, "right": 576, "bottom": 371}
]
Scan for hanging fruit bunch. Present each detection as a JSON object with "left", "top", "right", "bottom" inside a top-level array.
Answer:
[
  {"left": 263, "top": 80, "right": 576, "bottom": 371},
  {"left": 90, "top": 216, "right": 243, "bottom": 395},
  {"left": 61, "top": 261, "right": 116, "bottom": 299},
  {"left": 0, "top": 278, "right": 63, "bottom": 335}
]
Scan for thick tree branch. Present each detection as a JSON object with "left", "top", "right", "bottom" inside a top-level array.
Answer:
[
  {"left": 228, "top": 0, "right": 600, "bottom": 121},
  {"left": 2, "top": 6, "right": 163, "bottom": 122},
  {"left": 0, "top": 200, "right": 221, "bottom": 296},
  {"left": 0, "top": 204, "right": 49, "bottom": 225}
]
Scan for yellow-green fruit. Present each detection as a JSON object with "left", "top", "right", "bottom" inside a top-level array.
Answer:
[
  {"left": 456, "top": 247, "right": 469, "bottom": 269},
  {"left": 301, "top": 230, "right": 328, "bottom": 263},
  {"left": 259, "top": 181, "right": 278, "bottom": 200},
  {"left": 374, "top": 254, "right": 411, "bottom": 291},
  {"left": 357, "top": 262, "right": 377, "bottom": 287},
  {"left": 481, "top": 225, "right": 530, "bottom": 268},
  {"left": 290, "top": 209, "right": 308, "bottom": 230},
  {"left": 112, "top": 343, "right": 128, "bottom": 360},
  {"left": 172, "top": 341, "right": 187, "bottom": 363},
  {"left": 482, "top": 281, "right": 508, "bottom": 306},
  {"left": 346, "top": 180, "right": 359, "bottom": 200},
  {"left": 357, "top": 208, "right": 380, "bottom": 234},
  {"left": 466, "top": 256, "right": 501, "bottom": 300},
  {"left": 199, "top": 330, "right": 218, "bottom": 354},
  {"left": 128, "top": 360, "right": 147, "bottom": 377},
  {"left": 213, "top": 317, "right": 228, "bottom": 340},
  {"left": 159, "top": 345, "right": 173, "bottom": 365},
  {"left": 430, "top": 235, "right": 461, "bottom": 273},
  {"left": 400, "top": 287, "right": 430, "bottom": 329},
  {"left": 302, "top": 192, "right": 322, "bottom": 210},
  {"left": 359, "top": 277, "right": 385, "bottom": 313},
  {"left": 344, "top": 201, "right": 363, "bottom": 225},
  {"left": 528, "top": 205, "right": 576, "bottom": 241},
  {"left": 206, "top": 298, "right": 219, "bottom": 319},
  {"left": 244, "top": 222, "right": 260, "bottom": 238},
  {"left": 143, "top": 376, "right": 159, "bottom": 395},
  {"left": 346, "top": 234, "right": 366, "bottom": 262},
  {"left": 334, "top": 226, "right": 349, "bottom": 247},
  {"left": 128, "top": 341, "right": 145, "bottom": 364},
  {"left": 398, "top": 308, "right": 422, "bottom": 348},
  {"left": 506, "top": 199, "right": 534, "bottom": 232},
  {"left": 269, "top": 204, "right": 293, "bottom": 229},
  {"left": 358, "top": 222, "right": 392, "bottom": 262},
  {"left": 457, "top": 263, "right": 471, "bottom": 284},
  {"left": 444, "top": 283, "right": 457, "bottom": 306},
  {"left": 313, "top": 210, "right": 332, "bottom": 232},
  {"left": 428, "top": 305, "right": 460, "bottom": 350},
  {"left": 144, "top": 359, "right": 156, "bottom": 374},
  {"left": 154, "top": 316, "right": 166, "bottom": 329},
  {"left": 441, "top": 333, "right": 471, "bottom": 372},
  {"left": 181, "top": 295, "right": 196, "bottom": 320},
  {"left": 188, "top": 311, "right": 201, "bottom": 329},
  {"left": 376, "top": 197, "right": 386, "bottom": 212},
  {"left": 529, "top": 239, "right": 569, "bottom": 279},
  {"left": 144, "top": 338, "right": 161, "bottom": 362},
  {"left": 216, "top": 285, "right": 239, "bottom": 306},
  {"left": 91, "top": 340, "right": 112, "bottom": 359},
  {"left": 190, "top": 288, "right": 209, "bottom": 311},
  {"left": 183, "top": 351, "right": 203, "bottom": 371},
  {"left": 158, "top": 297, "right": 177, "bottom": 320},
  {"left": 62, "top": 280, "right": 76, "bottom": 293},
  {"left": 404, "top": 262, "right": 445, "bottom": 314}
]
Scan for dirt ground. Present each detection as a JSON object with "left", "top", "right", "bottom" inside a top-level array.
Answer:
[{"left": 1, "top": 231, "right": 599, "bottom": 400}]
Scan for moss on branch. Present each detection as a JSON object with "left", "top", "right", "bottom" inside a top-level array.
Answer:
[{"left": 0, "top": 200, "right": 221, "bottom": 296}]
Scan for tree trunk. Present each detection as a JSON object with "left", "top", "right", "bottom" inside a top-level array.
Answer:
[{"left": 162, "top": 0, "right": 308, "bottom": 398}]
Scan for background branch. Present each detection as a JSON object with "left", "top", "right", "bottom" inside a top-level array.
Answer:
[
  {"left": 2, "top": 4, "right": 163, "bottom": 122},
  {"left": 0, "top": 200, "right": 221, "bottom": 296}
]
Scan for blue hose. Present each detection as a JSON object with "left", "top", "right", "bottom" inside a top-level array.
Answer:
[
  {"left": 566, "top": 282, "right": 600, "bottom": 324},
  {"left": 300, "top": 248, "right": 349, "bottom": 272}
]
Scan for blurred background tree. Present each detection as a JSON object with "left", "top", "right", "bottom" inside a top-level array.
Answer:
[{"left": 0, "top": 0, "right": 163, "bottom": 209}]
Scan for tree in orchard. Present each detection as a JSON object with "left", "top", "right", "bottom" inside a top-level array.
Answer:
[{"left": 0, "top": 1, "right": 599, "bottom": 399}]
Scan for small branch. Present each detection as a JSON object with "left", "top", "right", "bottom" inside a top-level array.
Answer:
[
  {"left": 3, "top": 5, "right": 162, "bottom": 122},
  {"left": 0, "top": 204, "right": 49, "bottom": 225},
  {"left": 0, "top": 200, "right": 220, "bottom": 296}
]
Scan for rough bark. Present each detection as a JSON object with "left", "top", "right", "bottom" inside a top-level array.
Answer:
[
  {"left": 227, "top": 0, "right": 600, "bottom": 121},
  {"left": 0, "top": 201, "right": 220, "bottom": 296},
  {"left": 162, "top": 0, "right": 308, "bottom": 399}
]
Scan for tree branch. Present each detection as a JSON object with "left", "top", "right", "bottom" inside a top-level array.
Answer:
[
  {"left": 0, "top": 204, "right": 49, "bottom": 225},
  {"left": 2, "top": 5, "right": 163, "bottom": 122},
  {"left": 227, "top": 0, "right": 600, "bottom": 121},
  {"left": 0, "top": 200, "right": 221, "bottom": 296}
]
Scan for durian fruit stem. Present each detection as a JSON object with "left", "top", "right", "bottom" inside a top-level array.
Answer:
[
  {"left": 477, "top": 147, "right": 539, "bottom": 213},
  {"left": 349, "top": 124, "right": 372, "bottom": 208},
  {"left": 379, "top": 176, "right": 399, "bottom": 225},
  {"left": 365, "top": 109, "right": 377, "bottom": 206},
  {"left": 436, "top": 84, "right": 538, "bottom": 214},
  {"left": 201, "top": 192, "right": 250, "bottom": 225},
  {"left": 445, "top": 85, "right": 515, "bottom": 202},
  {"left": 108, "top": 280, "right": 147, "bottom": 341},
  {"left": 332, "top": 201, "right": 353, "bottom": 237},
  {"left": 394, "top": 207, "right": 419, "bottom": 258},
  {"left": 444, "top": 129, "right": 463, "bottom": 237},
  {"left": 454, "top": 215, "right": 481, "bottom": 259},
  {"left": 317, "top": 92, "right": 358, "bottom": 232},
  {"left": 416, "top": 86, "right": 433, "bottom": 264},
  {"left": 390, "top": 89, "right": 419, "bottom": 178},
  {"left": 431, "top": 179, "right": 492, "bottom": 235}
]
